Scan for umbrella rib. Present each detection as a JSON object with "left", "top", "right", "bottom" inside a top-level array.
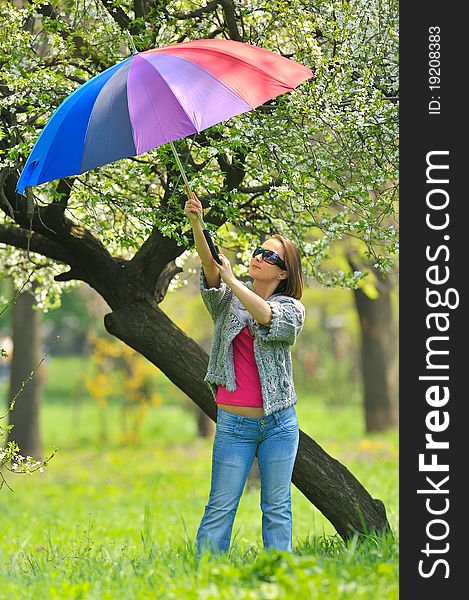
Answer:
[{"left": 141, "top": 76, "right": 167, "bottom": 142}]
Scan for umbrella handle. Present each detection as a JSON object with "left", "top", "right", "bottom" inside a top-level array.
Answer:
[
  {"left": 169, "top": 140, "right": 201, "bottom": 222},
  {"left": 169, "top": 140, "right": 222, "bottom": 265},
  {"left": 202, "top": 230, "right": 222, "bottom": 265}
]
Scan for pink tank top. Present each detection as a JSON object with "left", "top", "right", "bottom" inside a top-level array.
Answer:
[{"left": 216, "top": 326, "right": 263, "bottom": 407}]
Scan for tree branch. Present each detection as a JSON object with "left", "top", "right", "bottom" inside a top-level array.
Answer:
[
  {"left": 0, "top": 224, "right": 75, "bottom": 266},
  {"left": 173, "top": 0, "right": 219, "bottom": 20},
  {"left": 100, "top": 0, "right": 131, "bottom": 30},
  {"left": 32, "top": 1, "right": 108, "bottom": 70},
  {"left": 1, "top": 171, "right": 126, "bottom": 306},
  {"left": 128, "top": 226, "right": 184, "bottom": 292},
  {"left": 0, "top": 171, "right": 14, "bottom": 219},
  {"left": 172, "top": 0, "right": 243, "bottom": 41},
  {"left": 153, "top": 260, "right": 183, "bottom": 303},
  {"left": 219, "top": 0, "right": 243, "bottom": 41},
  {"left": 237, "top": 179, "right": 283, "bottom": 194}
]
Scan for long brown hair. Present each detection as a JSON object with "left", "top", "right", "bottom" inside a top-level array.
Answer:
[{"left": 271, "top": 234, "right": 304, "bottom": 300}]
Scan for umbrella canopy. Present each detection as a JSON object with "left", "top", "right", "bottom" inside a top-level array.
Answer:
[{"left": 16, "top": 38, "right": 313, "bottom": 194}]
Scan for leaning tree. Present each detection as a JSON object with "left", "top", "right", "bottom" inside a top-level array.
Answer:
[{"left": 0, "top": 0, "right": 398, "bottom": 539}]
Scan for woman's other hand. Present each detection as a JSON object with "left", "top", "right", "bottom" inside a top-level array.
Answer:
[{"left": 215, "top": 254, "right": 237, "bottom": 286}]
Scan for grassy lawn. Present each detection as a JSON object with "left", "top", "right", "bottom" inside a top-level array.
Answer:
[{"left": 0, "top": 356, "right": 398, "bottom": 599}]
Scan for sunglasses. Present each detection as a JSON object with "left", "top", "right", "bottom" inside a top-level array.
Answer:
[{"left": 252, "top": 247, "right": 287, "bottom": 270}]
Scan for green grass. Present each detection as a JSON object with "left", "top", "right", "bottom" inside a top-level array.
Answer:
[{"left": 0, "top": 356, "right": 398, "bottom": 599}]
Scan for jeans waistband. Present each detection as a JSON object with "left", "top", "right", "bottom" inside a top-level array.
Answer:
[{"left": 216, "top": 405, "right": 296, "bottom": 427}]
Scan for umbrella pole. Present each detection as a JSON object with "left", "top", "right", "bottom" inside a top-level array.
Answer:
[{"left": 169, "top": 141, "right": 221, "bottom": 264}]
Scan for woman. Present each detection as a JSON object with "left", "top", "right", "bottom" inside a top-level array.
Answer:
[{"left": 184, "top": 190, "right": 305, "bottom": 556}]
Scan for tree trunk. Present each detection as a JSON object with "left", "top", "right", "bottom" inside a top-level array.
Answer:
[
  {"left": 353, "top": 269, "right": 398, "bottom": 432},
  {"left": 197, "top": 409, "right": 215, "bottom": 438},
  {"left": 105, "top": 301, "right": 391, "bottom": 540},
  {"left": 7, "top": 287, "right": 44, "bottom": 459}
]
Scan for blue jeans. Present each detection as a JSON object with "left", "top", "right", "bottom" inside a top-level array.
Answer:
[{"left": 196, "top": 405, "right": 299, "bottom": 555}]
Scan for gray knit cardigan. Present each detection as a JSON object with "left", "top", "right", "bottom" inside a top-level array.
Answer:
[{"left": 200, "top": 268, "right": 305, "bottom": 415}]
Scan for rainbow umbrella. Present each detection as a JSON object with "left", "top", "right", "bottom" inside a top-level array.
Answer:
[{"left": 16, "top": 39, "right": 313, "bottom": 259}]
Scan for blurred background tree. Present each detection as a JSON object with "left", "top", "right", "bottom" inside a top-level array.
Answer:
[{"left": 85, "top": 334, "right": 162, "bottom": 444}]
